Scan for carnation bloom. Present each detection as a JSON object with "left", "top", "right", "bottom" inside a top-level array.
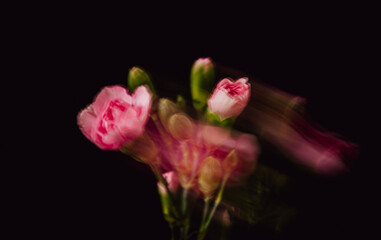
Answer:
[
  {"left": 77, "top": 85, "right": 152, "bottom": 150},
  {"left": 208, "top": 78, "right": 250, "bottom": 120}
]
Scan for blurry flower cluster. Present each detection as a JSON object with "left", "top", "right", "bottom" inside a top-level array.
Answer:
[
  {"left": 77, "top": 58, "right": 260, "bottom": 239},
  {"left": 77, "top": 57, "right": 357, "bottom": 239}
]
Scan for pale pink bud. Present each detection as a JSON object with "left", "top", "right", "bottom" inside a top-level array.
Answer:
[
  {"left": 157, "top": 171, "right": 179, "bottom": 195},
  {"left": 207, "top": 78, "right": 250, "bottom": 120},
  {"left": 77, "top": 85, "right": 152, "bottom": 150}
]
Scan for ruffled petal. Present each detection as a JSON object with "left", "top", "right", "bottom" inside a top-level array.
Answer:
[
  {"left": 132, "top": 85, "right": 152, "bottom": 120},
  {"left": 93, "top": 86, "right": 132, "bottom": 115},
  {"left": 77, "top": 105, "right": 98, "bottom": 142}
]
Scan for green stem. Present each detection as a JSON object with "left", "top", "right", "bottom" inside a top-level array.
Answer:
[
  {"left": 181, "top": 188, "right": 189, "bottom": 216},
  {"left": 198, "top": 176, "right": 229, "bottom": 240},
  {"left": 169, "top": 222, "right": 175, "bottom": 240},
  {"left": 201, "top": 199, "right": 210, "bottom": 227},
  {"left": 181, "top": 188, "right": 190, "bottom": 240},
  {"left": 197, "top": 199, "right": 210, "bottom": 240}
]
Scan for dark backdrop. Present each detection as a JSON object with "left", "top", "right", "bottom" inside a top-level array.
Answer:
[{"left": 18, "top": 7, "right": 376, "bottom": 240}]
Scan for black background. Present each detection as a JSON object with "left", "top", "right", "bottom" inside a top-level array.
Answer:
[{"left": 12, "top": 4, "right": 377, "bottom": 240}]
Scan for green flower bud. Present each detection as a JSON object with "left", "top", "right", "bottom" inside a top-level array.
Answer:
[
  {"left": 128, "top": 66, "right": 156, "bottom": 95},
  {"left": 190, "top": 58, "right": 215, "bottom": 111}
]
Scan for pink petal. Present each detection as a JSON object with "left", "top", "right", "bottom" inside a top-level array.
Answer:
[
  {"left": 118, "top": 108, "right": 140, "bottom": 137},
  {"left": 216, "top": 78, "right": 233, "bottom": 89},
  {"left": 100, "top": 130, "right": 125, "bottom": 149},
  {"left": 236, "top": 77, "right": 249, "bottom": 85},
  {"left": 208, "top": 90, "right": 237, "bottom": 119},
  {"left": 77, "top": 105, "right": 98, "bottom": 142},
  {"left": 93, "top": 86, "right": 132, "bottom": 115},
  {"left": 132, "top": 86, "right": 152, "bottom": 120}
]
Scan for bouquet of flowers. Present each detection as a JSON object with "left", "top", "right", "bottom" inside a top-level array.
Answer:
[{"left": 77, "top": 58, "right": 355, "bottom": 239}]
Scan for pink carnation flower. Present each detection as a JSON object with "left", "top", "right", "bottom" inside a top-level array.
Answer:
[
  {"left": 208, "top": 78, "right": 250, "bottom": 120},
  {"left": 77, "top": 85, "right": 152, "bottom": 150}
]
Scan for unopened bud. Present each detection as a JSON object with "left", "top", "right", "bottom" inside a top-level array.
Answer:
[
  {"left": 158, "top": 171, "right": 179, "bottom": 195},
  {"left": 128, "top": 66, "right": 156, "bottom": 95},
  {"left": 158, "top": 98, "right": 180, "bottom": 131},
  {"left": 190, "top": 58, "right": 215, "bottom": 111},
  {"left": 198, "top": 156, "right": 222, "bottom": 199},
  {"left": 168, "top": 113, "right": 194, "bottom": 140},
  {"left": 222, "top": 149, "right": 239, "bottom": 175}
]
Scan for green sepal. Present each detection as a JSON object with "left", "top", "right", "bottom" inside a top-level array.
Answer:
[{"left": 205, "top": 109, "right": 235, "bottom": 129}]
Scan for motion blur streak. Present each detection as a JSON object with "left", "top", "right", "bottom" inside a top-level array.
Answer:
[{"left": 238, "top": 82, "right": 358, "bottom": 175}]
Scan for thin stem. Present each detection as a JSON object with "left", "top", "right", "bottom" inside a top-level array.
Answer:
[
  {"left": 181, "top": 187, "right": 189, "bottom": 216},
  {"left": 201, "top": 199, "right": 210, "bottom": 228},
  {"left": 197, "top": 199, "right": 210, "bottom": 240},
  {"left": 198, "top": 176, "right": 229, "bottom": 240},
  {"left": 180, "top": 226, "right": 187, "bottom": 240},
  {"left": 181, "top": 187, "right": 190, "bottom": 240},
  {"left": 169, "top": 222, "right": 175, "bottom": 240}
]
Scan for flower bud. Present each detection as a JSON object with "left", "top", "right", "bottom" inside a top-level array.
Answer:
[
  {"left": 222, "top": 149, "right": 239, "bottom": 175},
  {"left": 128, "top": 66, "right": 156, "bottom": 95},
  {"left": 208, "top": 78, "right": 250, "bottom": 120},
  {"left": 198, "top": 156, "right": 222, "bottom": 199},
  {"left": 157, "top": 171, "right": 179, "bottom": 195},
  {"left": 190, "top": 58, "right": 215, "bottom": 111},
  {"left": 168, "top": 113, "right": 194, "bottom": 140},
  {"left": 157, "top": 98, "right": 180, "bottom": 131},
  {"left": 157, "top": 172, "right": 179, "bottom": 223}
]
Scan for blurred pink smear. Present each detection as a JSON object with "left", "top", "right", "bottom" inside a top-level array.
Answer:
[{"left": 239, "top": 82, "right": 358, "bottom": 175}]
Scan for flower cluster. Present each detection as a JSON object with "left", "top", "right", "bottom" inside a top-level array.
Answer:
[{"left": 77, "top": 58, "right": 258, "bottom": 240}]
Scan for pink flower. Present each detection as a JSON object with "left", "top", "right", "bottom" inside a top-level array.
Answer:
[
  {"left": 207, "top": 78, "right": 250, "bottom": 120},
  {"left": 77, "top": 85, "right": 152, "bottom": 150}
]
